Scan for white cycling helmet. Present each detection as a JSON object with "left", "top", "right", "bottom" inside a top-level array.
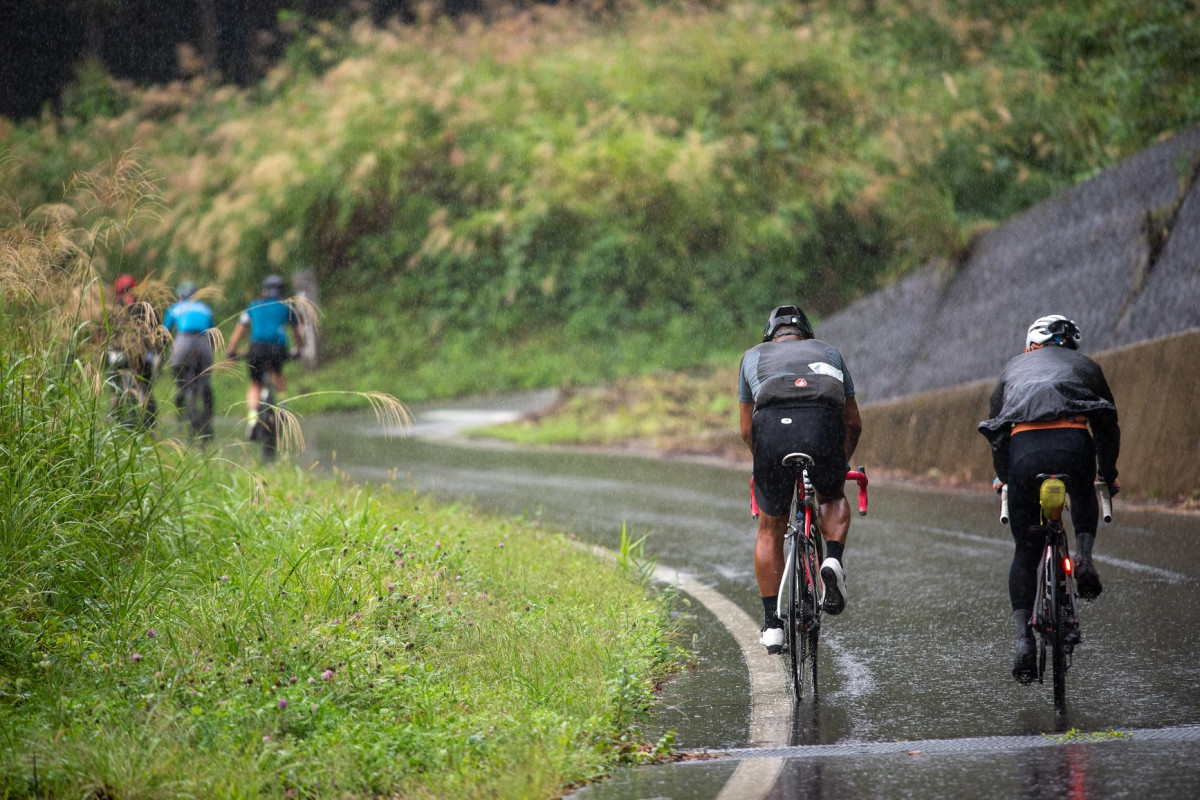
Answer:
[{"left": 1026, "top": 314, "right": 1081, "bottom": 351}]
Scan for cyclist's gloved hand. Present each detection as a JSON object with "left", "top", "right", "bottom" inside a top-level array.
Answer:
[
  {"left": 992, "top": 477, "right": 1005, "bottom": 495},
  {"left": 1106, "top": 477, "right": 1121, "bottom": 496}
]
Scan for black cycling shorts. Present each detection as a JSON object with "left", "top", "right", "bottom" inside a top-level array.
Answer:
[
  {"left": 1007, "top": 427, "right": 1099, "bottom": 540},
  {"left": 246, "top": 341, "right": 288, "bottom": 385},
  {"left": 752, "top": 405, "right": 847, "bottom": 518}
]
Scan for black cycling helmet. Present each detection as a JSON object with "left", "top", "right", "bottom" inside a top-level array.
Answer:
[
  {"left": 762, "top": 305, "right": 814, "bottom": 342},
  {"left": 262, "top": 274, "right": 286, "bottom": 298}
]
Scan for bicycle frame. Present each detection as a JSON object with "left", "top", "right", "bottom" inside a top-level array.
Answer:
[
  {"left": 999, "top": 476, "right": 1112, "bottom": 714},
  {"left": 755, "top": 454, "right": 868, "bottom": 701}
]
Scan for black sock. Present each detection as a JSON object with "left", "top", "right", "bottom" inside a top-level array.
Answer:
[
  {"left": 762, "top": 596, "right": 781, "bottom": 628},
  {"left": 825, "top": 540, "right": 845, "bottom": 564}
]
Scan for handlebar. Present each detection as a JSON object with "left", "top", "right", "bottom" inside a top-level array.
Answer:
[
  {"left": 997, "top": 480, "right": 1113, "bottom": 525},
  {"left": 1095, "top": 481, "right": 1112, "bottom": 523},
  {"left": 847, "top": 467, "right": 868, "bottom": 516},
  {"left": 749, "top": 466, "right": 869, "bottom": 518}
]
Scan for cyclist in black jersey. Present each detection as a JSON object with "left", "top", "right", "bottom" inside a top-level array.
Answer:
[{"left": 739, "top": 305, "right": 862, "bottom": 653}]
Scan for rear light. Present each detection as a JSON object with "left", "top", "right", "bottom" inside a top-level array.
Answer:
[{"left": 1064, "top": 557, "right": 1073, "bottom": 575}]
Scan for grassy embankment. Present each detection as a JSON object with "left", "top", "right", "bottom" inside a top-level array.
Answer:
[
  {"left": 2, "top": 0, "right": 1197, "bottom": 406},
  {"left": 0, "top": 167, "right": 680, "bottom": 797}
]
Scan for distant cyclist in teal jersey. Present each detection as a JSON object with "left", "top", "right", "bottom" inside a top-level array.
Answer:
[
  {"left": 225, "top": 274, "right": 304, "bottom": 436},
  {"left": 163, "top": 281, "right": 215, "bottom": 412}
]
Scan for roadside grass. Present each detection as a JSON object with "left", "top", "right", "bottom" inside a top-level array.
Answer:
[
  {"left": 1, "top": 459, "right": 682, "bottom": 798},
  {"left": 472, "top": 366, "right": 748, "bottom": 461},
  {"left": 1, "top": 163, "right": 682, "bottom": 798}
]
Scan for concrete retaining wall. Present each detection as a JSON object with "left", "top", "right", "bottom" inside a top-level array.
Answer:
[
  {"left": 818, "top": 124, "right": 1200, "bottom": 405},
  {"left": 855, "top": 329, "right": 1200, "bottom": 503}
]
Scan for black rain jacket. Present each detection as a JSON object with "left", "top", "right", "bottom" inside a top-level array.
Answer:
[{"left": 977, "top": 345, "right": 1120, "bottom": 484}]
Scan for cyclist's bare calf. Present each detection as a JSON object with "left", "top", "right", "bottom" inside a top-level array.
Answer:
[
  {"left": 754, "top": 510, "right": 789, "bottom": 596},
  {"left": 816, "top": 489, "right": 850, "bottom": 546}
]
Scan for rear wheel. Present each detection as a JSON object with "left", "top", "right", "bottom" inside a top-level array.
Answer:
[
  {"left": 792, "top": 529, "right": 822, "bottom": 701},
  {"left": 805, "top": 529, "right": 824, "bottom": 698},
  {"left": 786, "top": 537, "right": 803, "bottom": 700},
  {"left": 183, "top": 374, "right": 213, "bottom": 441},
  {"left": 257, "top": 401, "right": 278, "bottom": 460},
  {"left": 1049, "top": 544, "right": 1068, "bottom": 713},
  {"left": 1050, "top": 594, "right": 1068, "bottom": 712}
]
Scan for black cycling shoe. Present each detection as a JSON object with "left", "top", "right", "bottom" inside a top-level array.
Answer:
[
  {"left": 1074, "top": 555, "right": 1103, "bottom": 601},
  {"left": 1064, "top": 627, "right": 1082, "bottom": 656},
  {"left": 1012, "top": 636, "right": 1037, "bottom": 684}
]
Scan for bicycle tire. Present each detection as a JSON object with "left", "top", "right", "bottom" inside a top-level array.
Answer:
[
  {"left": 258, "top": 403, "right": 278, "bottom": 460},
  {"left": 181, "top": 356, "right": 214, "bottom": 441},
  {"left": 113, "top": 370, "right": 154, "bottom": 431},
  {"left": 791, "top": 527, "right": 821, "bottom": 701},
  {"left": 1049, "top": 540, "right": 1068, "bottom": 713},
  {"left": 786, "top": 535, "right": 803, "bottom": 700},
  {"left": 806, "top": 527, "right": 823, "bottom": 698}
]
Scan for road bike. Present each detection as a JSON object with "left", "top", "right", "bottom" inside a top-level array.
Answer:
[
  {"left": 174, "top": 342, "right": 214, "bottom": 442},
  {"left": 1001, "top": 476, "right": 1112, "bottom": 714},
  {"left": 756, "top": 454, "right": 868, "bottom": 701}
]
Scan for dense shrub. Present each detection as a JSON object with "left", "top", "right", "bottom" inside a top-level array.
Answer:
[{"left": 2, "top": 0, "right": 1197, "bottom": 402}]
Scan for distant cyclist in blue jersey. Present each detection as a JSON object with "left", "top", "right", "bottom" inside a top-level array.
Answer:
[
  {"left": 225, "top": 274, "right": 304, "bottom": 436},
  {"left": 163, "top": 281, "right": 215, "bottom": 416}
]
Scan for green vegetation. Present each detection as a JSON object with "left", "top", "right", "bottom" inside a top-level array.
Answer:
[
  {"left": 1, "top": 165, "right": 680, "bottom": 798},
  {"left": 1045, "top": 728, "right": 1134, "bottom": 743},
  {"left": 2, "top": 0, "right": 1197, "bottom": 405},
  {"left": 475, "top": 367, "right": 748, "bottom": 460}
]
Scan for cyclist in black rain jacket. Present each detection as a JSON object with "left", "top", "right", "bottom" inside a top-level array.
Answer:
[{"left": 979, "top": 314, "right": 1121, "bottom": 683}]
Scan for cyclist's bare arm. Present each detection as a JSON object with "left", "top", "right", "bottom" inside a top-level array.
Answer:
[
  {"left": 843, "top": 397, "right": 862, "bottom": 462},
  {"left": 739, "top": 400, "right": 755, "bottom": 454},
  {"left": 226, "top": 321, "right": 248, "bottom": 357}
]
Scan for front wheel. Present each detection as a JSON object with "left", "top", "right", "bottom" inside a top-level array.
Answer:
[
  {"left": 184, "top": 378, "right": 213, "bottom": 441},
  {"left": 791, "top": 528, "right": 822, "bottom": 701},
  {"left": 257, "top": 402, "right": 278, "bottom": 460}
]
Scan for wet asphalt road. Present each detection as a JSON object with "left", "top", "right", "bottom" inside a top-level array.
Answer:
[{"left": 298, "top": 402, "right": 1200, "bottom": 798}]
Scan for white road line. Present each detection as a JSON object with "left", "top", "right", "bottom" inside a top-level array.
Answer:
[
  {"left": 652, "top": 566, "right": 790, "bottom": 800},
  {"left": 906, "top": 524, "right": 1192, "bottom": 582}
]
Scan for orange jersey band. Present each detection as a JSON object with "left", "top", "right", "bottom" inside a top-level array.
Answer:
[{"left": 1011, "top": 416, "right": 1089, "bottom": 436}]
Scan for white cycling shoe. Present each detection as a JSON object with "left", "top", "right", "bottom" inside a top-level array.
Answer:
[
  {"left": 820, "top": 557, "right": 848, "bottom": 616},
  {"left": 760, "top": 625, "right": 784, "bottom": 655}
]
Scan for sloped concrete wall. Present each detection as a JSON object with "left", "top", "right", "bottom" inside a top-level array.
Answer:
[
  {"left": 855, "top": 329, "right": 1200, "bottom": 503},
  {"left": 818, "top": 124, "right": 1200, "bottom": 405}
]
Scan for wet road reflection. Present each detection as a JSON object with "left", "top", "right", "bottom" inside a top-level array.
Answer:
[{"left": 298, "top": 406, "right": 1200, "bottom": 799}]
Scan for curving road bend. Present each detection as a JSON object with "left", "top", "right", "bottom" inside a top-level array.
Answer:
[{"left": 299, "top": 401, "right": 1200, "bottom": 799}]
